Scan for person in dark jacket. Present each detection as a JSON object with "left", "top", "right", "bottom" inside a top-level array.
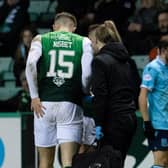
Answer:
[
  {"left": 89, "top": 20, "right": 137, "bottom": 166},
  {"left": 94, "top": 0, "right": 136, "bottom": 36},
  {"left": 0, "top": 0, "right": 30, "bottom": 56}
]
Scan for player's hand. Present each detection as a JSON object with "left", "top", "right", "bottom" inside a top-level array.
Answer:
[
  {"left": 31, "top": 98, "right": 46, "bottom": 118},
  {"left": 144, "top": 121, "right": 155, "bottom": 140}
]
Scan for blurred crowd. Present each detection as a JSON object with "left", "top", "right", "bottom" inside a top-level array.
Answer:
[
  {"left": 0, "top": 0, "right": 167, "bottom": 139},
  {"left": 0, "top": 0, "right": 168, "bottom": 167},
  {"left": 0, "top": 0, "right": 167, "bottom": 78}
]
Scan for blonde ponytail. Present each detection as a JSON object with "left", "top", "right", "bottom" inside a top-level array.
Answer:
[
  {"left": 104, "top": 20, "right": 122, "bottom": 42},
  {"left": 95, "top": 20, "right": 122, "bottom": 43}
]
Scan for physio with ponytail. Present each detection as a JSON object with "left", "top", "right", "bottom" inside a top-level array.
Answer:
[{"left": 89, "top": 20, "right": 137, "bottom": 167}]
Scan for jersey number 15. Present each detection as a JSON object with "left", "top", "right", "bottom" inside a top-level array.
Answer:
[{"left": 47, "top": 50, "right": 75, "bottom": 79}]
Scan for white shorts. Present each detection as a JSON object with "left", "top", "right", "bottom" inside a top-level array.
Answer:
[
  {"left": 34, "top": 101, "right": 83, "bottom": 147},
  {"left": 82, "top": 116, "right": 96, "bottom": 145}
]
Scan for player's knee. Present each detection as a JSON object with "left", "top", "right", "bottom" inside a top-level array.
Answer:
[
  {"left": 39, "top": 162, "right": 54, "bottom": 168},
  {"left": 162, "top": 157, "right": 168, "bottom": 167},
  {"left": 156, "top": 156, "right": 168, "bottom": 167},
  {"left": 160, "top": 156, "right": 168, "bottom": 167},
  {"left": 48, "top": 159, "right": 54, "bottom": 168}
]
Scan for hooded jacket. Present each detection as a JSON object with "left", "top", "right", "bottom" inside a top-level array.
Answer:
[{"left": 92, "top": 42, "right": 136, "bottom": 126}]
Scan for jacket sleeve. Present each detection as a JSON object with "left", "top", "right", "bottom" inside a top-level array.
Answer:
[
  {"left": 0, "top": 7, "right": 29, "bottom": 43},
  {"left": 92, "top": 57, "right": 108, "bottom": 126}
]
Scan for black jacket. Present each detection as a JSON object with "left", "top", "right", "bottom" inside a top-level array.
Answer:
[
  {"left": 92, "top": 42, "right": 136, "bottom": 126},
  {"left": 0, "top": 2, "right": 29, "bottom": 56}
]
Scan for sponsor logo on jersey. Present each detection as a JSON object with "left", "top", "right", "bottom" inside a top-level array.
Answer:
[{"left": 143, "top": 74, "right": 152, "bottom": 81}]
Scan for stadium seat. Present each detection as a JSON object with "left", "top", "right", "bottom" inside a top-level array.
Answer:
[
  {"left": 131, "top": 55, "right": 149, "bottom": 77},
  {"left": 0, "top": 1, "right": 3, "bottom": 6},
  {"left": 0, "top": 57, "right": 13, "bottom": 73},
  {"left": 29, "top": 12, "right": 39, "bottom": 23},
  {"left": 37, "top": 28, "right": 51, "bottom": 34},
  {"left": 49, "top": 1, "right": 58, "bottom": 13},
  {"left": 0, "top": 57, "right": 15, "bottom": 87},
  {"left": 0, "top": 87, "right": 21, "bottom": 101},
  {"left": 29, "top": 0, "right": 56, "bottom": 27},
  {"left": 2, "top": 71, "right": 16, "bottom": 87},
  {"left": 28, "top": 1, "right": 50, "bottom": 14},
  {"left": 135, "top": 0, "right": 141, "bottom": 9}
]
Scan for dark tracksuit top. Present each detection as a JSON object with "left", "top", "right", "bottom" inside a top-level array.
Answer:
[{"left": 91, "top": 42, "right": 137, "bottom": 165}]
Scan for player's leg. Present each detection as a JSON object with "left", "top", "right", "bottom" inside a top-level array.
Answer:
[
  {"left": 38, "top": 146, "right": 55, "bottom": 168},
  {"left": 34, "top": 102, "right": 58, "bottom": 168},
  {"left": 149, "top": 130, "right": 168, "bottom": 168},
  {"left": 56, "top": 101, "right": 84, "bottom": 167},
  {"left": 78, "top": 116, "right": 96, "bottom": 154},
  {"left": 78, "top": 144, "right": 95, "bottom": 154},
  {"left": 152, "top": 151, "right": 168, "bottom": 168},
  {"left": 60, "top": 142, "right": 80, "bottom": 167}
]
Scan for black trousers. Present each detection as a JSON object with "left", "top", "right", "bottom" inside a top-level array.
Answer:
[{"left": 101, "top": 113, "right": 137, "bottom": 167}]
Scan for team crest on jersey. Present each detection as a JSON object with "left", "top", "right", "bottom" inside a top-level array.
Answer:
[{"left": 53, "top": 76, "right": 65, "bottom": 87}]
